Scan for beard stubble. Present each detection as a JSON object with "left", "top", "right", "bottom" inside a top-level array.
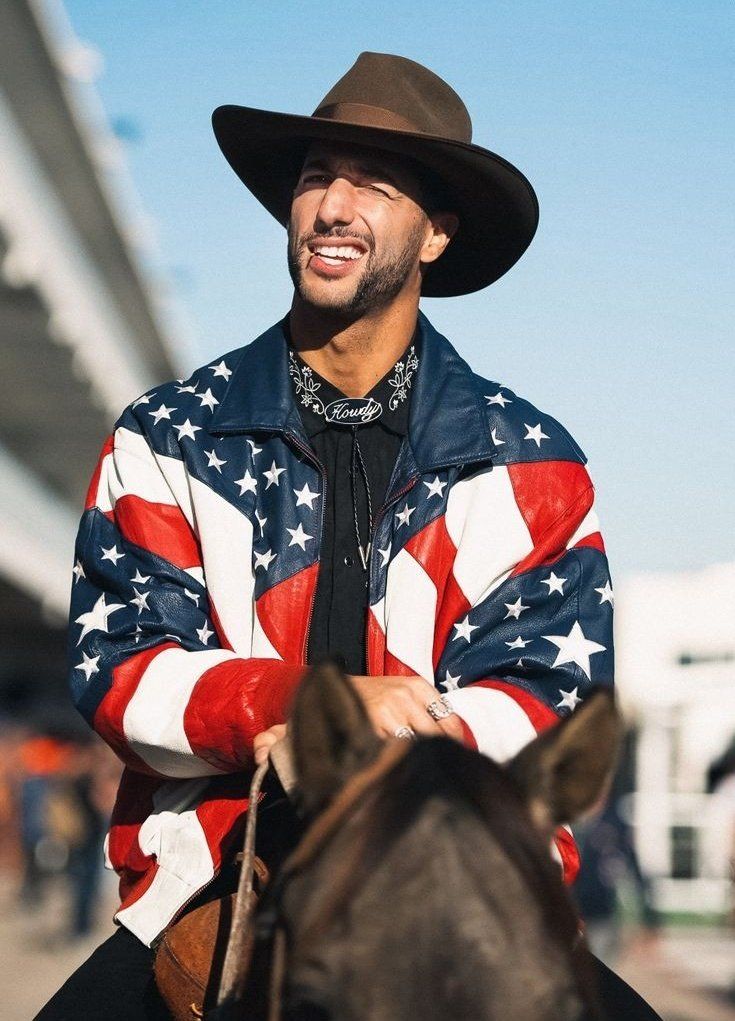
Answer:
[{"left": 286, "top": 217, "right": 427, "bottom": 320}]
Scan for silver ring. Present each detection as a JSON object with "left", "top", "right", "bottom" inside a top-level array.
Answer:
[
  {"left": 394, "top": 725, "right": 416, "bottom": 740},
  {"left": 426, "top": 696, "right": 455, "bottom": 721}
]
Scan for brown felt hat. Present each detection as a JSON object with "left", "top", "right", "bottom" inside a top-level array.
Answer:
[{"left": 211, "top": 51, "right": 538, "bottom": 297}]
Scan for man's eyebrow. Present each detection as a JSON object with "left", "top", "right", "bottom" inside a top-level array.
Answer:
[{"left": 301, "top": 156, "right": 402, "bottom": 189}]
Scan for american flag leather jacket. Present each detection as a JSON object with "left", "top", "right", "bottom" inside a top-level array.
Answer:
[{"left": 68, "top": 308, "right": 614, "bottom": 946}]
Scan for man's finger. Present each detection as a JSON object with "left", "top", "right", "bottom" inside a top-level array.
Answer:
[
  {"left": 404, "top": 703, "right": 445, "bottom": 736},
  {"left": 253, "top": 743, "right": 269, "bottom": 765}
]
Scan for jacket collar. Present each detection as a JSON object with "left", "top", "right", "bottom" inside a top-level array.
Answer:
[{"left": 209, "top": 309, "right": 498, "bottom": 472}]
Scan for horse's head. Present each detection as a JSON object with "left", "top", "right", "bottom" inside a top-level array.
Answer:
[{"left": 269, "top": 663, "right": 621, "bottom": 1021}]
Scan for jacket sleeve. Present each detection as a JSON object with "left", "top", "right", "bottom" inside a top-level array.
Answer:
[
  {"left": 434, "top": 458, "right": 615, "bottom": 880},
  {"left": 67, "top": 422, "right": 305, "bottom": 780}
]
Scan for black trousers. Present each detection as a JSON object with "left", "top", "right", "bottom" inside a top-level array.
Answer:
[{"left": 35, "top": 922, "right": 662, "bottom": 1021}]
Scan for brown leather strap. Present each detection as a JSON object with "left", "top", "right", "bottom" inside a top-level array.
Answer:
[
  {"left": 216, "top": 759, "right": 270, "bottom": 1007},
  {"left": 279, "top": 739, "right": 411, "bottom": 879}
]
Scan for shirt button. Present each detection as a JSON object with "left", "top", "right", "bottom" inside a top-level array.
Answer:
[{"left": 343, "top": 554, "right": 354, "bottom": 568}]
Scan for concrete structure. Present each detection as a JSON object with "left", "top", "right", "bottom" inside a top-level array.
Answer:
[
  {"left": 616, "top": 561, "right": 735, "bottom": 915},
  {"left": 0, "top": 0, "right": 192, "bottom": 718}
]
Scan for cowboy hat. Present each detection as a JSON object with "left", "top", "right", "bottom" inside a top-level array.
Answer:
[{"left": 211, "top": 51, "right": 538, "bottom": 297}]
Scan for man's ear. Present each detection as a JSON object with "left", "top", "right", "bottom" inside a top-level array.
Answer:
[
  {"left": 289, "top": 658, "right": 381, "bottom": 815},
  {"left": 506, "top": 688, "right": 622, "bottom": 834},
  {"left": 421, "top": 210, "right": 459, "bottom": 266}
]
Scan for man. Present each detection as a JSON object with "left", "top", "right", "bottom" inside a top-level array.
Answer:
[{"left": 39, "top": 52, "right": 658, "bottom": 1020}]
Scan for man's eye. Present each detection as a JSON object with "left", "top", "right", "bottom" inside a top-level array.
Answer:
[{"left": 366, "top": 185, "right": 390, "bottom": 197}]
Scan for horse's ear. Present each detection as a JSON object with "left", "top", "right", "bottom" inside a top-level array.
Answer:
[
  {"left": 289, "top": 658, "right": 381, "bottom": 815},
  {"left": 506, "top": 688, "right": 622, "bottom": 833}
]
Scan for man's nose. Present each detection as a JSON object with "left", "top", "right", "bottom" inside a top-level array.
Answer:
[{"left": 314, "top": 177, "right": 358, "bottom": 228}]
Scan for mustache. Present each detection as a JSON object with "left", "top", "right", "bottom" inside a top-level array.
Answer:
[{"left": 297, "top": 228, "right": 373, "bottom": 253}]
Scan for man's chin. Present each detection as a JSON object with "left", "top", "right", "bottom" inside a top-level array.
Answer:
[{"left": 297, "top": 279, "right": 367, "bottom": 317}]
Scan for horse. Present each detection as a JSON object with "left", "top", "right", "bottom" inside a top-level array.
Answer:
[{"left": 225, "top": 662, "right": 621, "bottom": 1021}]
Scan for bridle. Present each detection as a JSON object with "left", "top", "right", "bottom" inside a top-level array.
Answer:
[{"left": 216, "top": 739, "right": 412, "bottom": 1019}]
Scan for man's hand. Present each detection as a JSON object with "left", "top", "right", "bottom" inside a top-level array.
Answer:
[
  {"left": 348, "top": 674, "right": 464, "bottom": 742},
  {"left": 253, "top": 723, "right": 287, "bottom": 765}
]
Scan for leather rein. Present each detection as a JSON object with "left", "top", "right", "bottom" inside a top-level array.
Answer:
[{"left": 216, "top": 739, "right": 412, "bottom": 1018}]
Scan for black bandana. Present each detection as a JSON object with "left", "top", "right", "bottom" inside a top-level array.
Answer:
[
  {"left": 286, "top": 329, "right": 419, "bottom": 573},
  {"left": 287, "top": 342, "right": 419, "bottom": 437}
]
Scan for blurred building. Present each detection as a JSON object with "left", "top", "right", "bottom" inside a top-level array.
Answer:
[
  {"left": 616, "top": 561, "right": 735, "bottom": 916},
  {"left": 0, "top": 0, "right": 192, "bottom": 725}
]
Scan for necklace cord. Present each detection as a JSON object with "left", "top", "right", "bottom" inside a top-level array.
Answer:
[{"left": 350, "top": 426, "right": 373, "bottom": 571}]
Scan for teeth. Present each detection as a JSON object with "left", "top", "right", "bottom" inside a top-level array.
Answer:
[{"left": 313, "top": 245, "right": 363, "bottom": 260}]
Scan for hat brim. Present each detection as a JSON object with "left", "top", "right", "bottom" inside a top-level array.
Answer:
[{"left": 211, "top": 104, "right": 539, "bottom": 297}]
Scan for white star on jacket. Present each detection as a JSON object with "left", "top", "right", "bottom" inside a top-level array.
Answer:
[
  {"left": 196, "top": 622, "right": 214, "bottom": 645},
  {"left": 75, "top": 593, "right": 126, "bottom": 645},
  {"left": 205, "top": 450, "right": 227, "bottom": 473},
  {"left": 503, "top": 597, "right": 530, "bottom": 620},
  {"left": 235, "top": 470, "right": 258, "bottom": 496},
  {"left": 210, "top": 360, "right": 232, "bottom": 381},
  {"left": 254, "top": 548, "right": 277, "bottom": 572},
  {"left": 453, "top": 615, "right": 479, "bottom": 642},
  {"left": 130, "top": 588, "right": 150, "bottom": 614},
  {"left": 75, "top": 650, "right": 100, "bottom": 681},
  {"left": 556, "top": 687, "right": 582, "bottom": 711},
  {"left": 541, "top": 571, "right": 567, "bottom": 595},
  {"left": 423, "top": 476, "right": 447, "bottom": 499},
  {"left": 287, "top": 523, "right": 313, "bottom": 551},
  {"left": 294, "top": 483, "right": 319, "bottom": 509},
  {"left": 395, "top": 503, "right": 415, "bottom": 527},
  {"left": 149, "top": 403, "right": 176, "bottom": 425},
  {"left": 263, "top": 461, "right": 286, "bottom": 488},
  {"left": 485, "top": 391, "right": 511, "bottom": 408},
  {"left": 506, "top": 635, "right": 532, "bottom": 650},
  {"left": 524, "top": 423, "right": 550, "bottom": 447},
  {"left": 72, "top": 560, "right": 86, "bottom": 583},
  {"left": 247, "top": 440, "right": 262, "bottom": 457},
  {"left": 100, "top": 544, "right": 125, "bottom": 566},
  {"left": 595, "top": 580, "right": 614, "bottom": 605},
  {"left": 542, "top": 621, "right": 607, "bottom": 680},
  {"left": 491, "top": 428, "right": 505, "bottom": 446},
  {"left": 443, "top": 670, "right": 461, "bottom": 691},
  {"left": 131, "top": 569, "right": 151, "bottom": 584},
  {"left": 197, "top": 388, "right": 219, "bottom": 410},
  {"left": 378, "top": 544, "right": 391, "bottom": 568},
  {"left": 174, "top": 419, "right": 202, "bottom": 441}
]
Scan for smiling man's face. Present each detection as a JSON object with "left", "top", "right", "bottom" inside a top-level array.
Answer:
[{"left": 287, "top": 139, "right": 455, "bottom": 320}]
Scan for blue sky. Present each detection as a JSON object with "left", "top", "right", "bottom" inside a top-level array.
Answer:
[{"left": 65, "top": 1, "right": 734, "bottom": 578}]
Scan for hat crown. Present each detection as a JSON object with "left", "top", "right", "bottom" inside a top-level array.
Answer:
[{"left": 312, "top": 51, "right": 473, "bottom": 144}]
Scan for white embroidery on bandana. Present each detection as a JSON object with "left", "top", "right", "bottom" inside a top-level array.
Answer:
[
  {"left": 288, "top": 351, "right": 326, "bottom": 416},
  {"left": 289, "top": 345, "right": 418, "bottom": 421},
  {"left": 387, "top": 346, "right": 419, "bottom": 411}
]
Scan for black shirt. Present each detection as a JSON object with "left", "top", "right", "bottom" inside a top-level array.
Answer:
[{"left": 285, "top": 320, "right": 419, "bottom": 675}]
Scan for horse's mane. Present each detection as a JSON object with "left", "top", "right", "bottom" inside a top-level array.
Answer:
[{"left": 295, "top": 736, "right": 600, "bottom": 1016}]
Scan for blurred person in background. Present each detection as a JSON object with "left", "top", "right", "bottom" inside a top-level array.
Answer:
[
  {"left": 63, "top": 739, "right": 118, "bottom": 939},
  {"left": 0, "top": 723, "right": 23, "bottom": 874},
  {"left": 17, "top": 730, "right": 74, "bottom": 907},
  {"left": 707, "top": 735, "right": 735, "bottom": 1004},
  {"left": 707, "top": 734, "right": 735, "bottom": 917},
  {"left": 572, "top": 734, "right": 660, "bottom": 968}
]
